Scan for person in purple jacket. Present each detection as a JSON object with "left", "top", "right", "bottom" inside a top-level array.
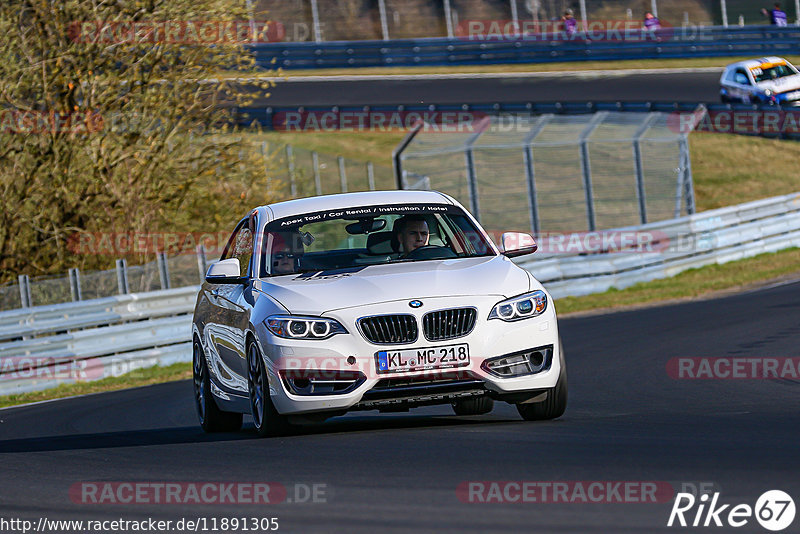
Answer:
[
  {"left": 770, "top": 3, "right": 788, "bottom": 26},
  {"left": 562, "top": 10, "right": 577, "bottom": 37},
  {"left": 643, "top": 12, "right": 661, "bottom": 30}
]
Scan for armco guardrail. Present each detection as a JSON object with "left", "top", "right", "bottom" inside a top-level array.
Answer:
[
  {"left": 1, "top": 192, "right": 799, "bottom": 397},
  {"left": 0, "top": 286, "right": 198, "bottom": 396},
  {"left": 519, "top": 192, "right": 800, "bottom": 298},
  {"left": 250, "top": 25, "right": 800, "bottom": 70}
]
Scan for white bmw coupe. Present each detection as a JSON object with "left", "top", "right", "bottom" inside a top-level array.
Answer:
[{"left": 192, "top": 190, "right": 566, "bottom": 436}]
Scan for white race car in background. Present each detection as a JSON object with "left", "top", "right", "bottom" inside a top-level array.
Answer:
[
  {"left": 191, "top": 190, "right": 566, "bottom": 436},
  {"left": 720, "top": 57, "right": 800, "bottom": 105}
]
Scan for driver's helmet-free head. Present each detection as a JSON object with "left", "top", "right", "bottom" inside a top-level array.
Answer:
[
  {"left": 269, "top": 232, "right": 304, "bottom": 273},
  {"left": 391, "top": 215, "right": 430, "bottom": 253}
]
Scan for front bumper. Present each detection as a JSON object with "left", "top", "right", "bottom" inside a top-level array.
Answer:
[{"left": 255, "top": 295, "right": 562, "bottom": 415}]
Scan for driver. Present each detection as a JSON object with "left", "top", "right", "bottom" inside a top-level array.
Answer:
[
  {"left": 392, "top": 215, "right": 430, "bottom": 255},
  {"left": 269, "top": 232, "right": 303, "bottom": 275}
]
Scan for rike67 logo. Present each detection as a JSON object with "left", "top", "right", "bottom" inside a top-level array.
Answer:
[{"left": 668, "top": 490, "right": 795, "bottom": 531}]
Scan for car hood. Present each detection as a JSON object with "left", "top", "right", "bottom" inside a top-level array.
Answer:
[
  {"left": 255, "top": 256, "right": 530, "bottom": 315},
  {"left": 756, "top": 75, "right": 800, "bottom": 94}
]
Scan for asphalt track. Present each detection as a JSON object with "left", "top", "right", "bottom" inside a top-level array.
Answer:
[
  {"left": 2, "top": 279, "right": 799, "bottom": 533},
  {"left": 257, "top": 70, "right": 723, "bottom": 108}
]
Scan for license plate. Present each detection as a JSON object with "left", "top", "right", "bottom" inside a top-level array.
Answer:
[{"left": 376, "top": 344, "right": 469, "bottom": 374}]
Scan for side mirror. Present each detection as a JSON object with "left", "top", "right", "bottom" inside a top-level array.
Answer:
[
  {"left": 500, "top": 232, "right": 537, "bottom": 257},
  {"left": 205, "top": 258, "right": 246, "bottom": 284}
]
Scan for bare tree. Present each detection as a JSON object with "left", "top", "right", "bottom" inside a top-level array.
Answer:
[{"left": 0, "top": 0, "right": 282, "bottom": 280}]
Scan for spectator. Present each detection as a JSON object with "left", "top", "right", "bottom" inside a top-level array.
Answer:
[
  {"left": 770, "top": 3, "right": 788, "bottom": 26},
  {"left": 561, "top": 10, "right": 577, "bottom": 37},
  {"left": 643, "top": 12, "right": 661, "bottom": 30}
]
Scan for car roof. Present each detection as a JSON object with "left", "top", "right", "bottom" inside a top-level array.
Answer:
[
  {"left": 726, "top": 57, "right": 790, "bottom": 70},
  {"left": 258, "top": 190, "right": 457, "bottom": 222}
]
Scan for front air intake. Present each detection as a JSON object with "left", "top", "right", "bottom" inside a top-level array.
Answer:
[
  {"left": 358, "top": 314, "right": 418, "bottom": 344},
  {"left": 422, "top": 307, "right": 477, "bottom": 341}
]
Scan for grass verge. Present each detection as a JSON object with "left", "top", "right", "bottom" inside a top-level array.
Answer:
[
  {"left": 2, "top": 247, "right": 800, "bottom": 409},
  {"left": 0, "top": 362, "right": 191, "bottom": 409},
  {"left": 690, "top": 133, "right": 800, "bottom": 211},
  {"left": 556, "top": 247, "right": 800, "bottom": 315}
]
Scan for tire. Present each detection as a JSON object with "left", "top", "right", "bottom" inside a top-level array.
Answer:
[
  {"left": 516, "top": 341, "right": 568, "bottom": 421},
  {"left": 193, "top": 339, "right": 243, "bottom": 433},
  {"left": 247, "top": 340, "right": 291, "bottom": 437},
  {"left": 452, "top": 396, "right": 494, "bottom": 416}
]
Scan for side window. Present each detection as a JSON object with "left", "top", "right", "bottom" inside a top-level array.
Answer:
[
  {"left": 734, "top": 69, "right": 751, "bottom": 85},
  {"left": 221, "top": 220, "right": 254, "bottom": 277}
]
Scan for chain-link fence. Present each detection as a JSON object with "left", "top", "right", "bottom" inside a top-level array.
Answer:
[
  {"left": 263, "top": 141, "right": 396, "bottom": 198},
  {"left": 396, "top": 111, "right": 698, "bottom": 236},
  {"left": 255, "top": 0, "right": 795, "bottom": 42}
]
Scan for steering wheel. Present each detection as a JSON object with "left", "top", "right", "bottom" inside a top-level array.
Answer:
[{"left": 404, "top": 245, "right": 456, "bottom": 260}]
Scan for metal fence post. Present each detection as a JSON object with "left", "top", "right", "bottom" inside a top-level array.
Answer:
[
  {"left": 245, "top": 0, "right": 256, "bottom": 37},
  {"left": 157, "top": 252, "right": 171, "bottom": 290},
  {"left": 378, "top": 0, "right": 390, "bottom": 40},
  {"left": 578, "top": 112, "right": 607, "bottom": 232},
  {"left": 338, "top": 156, "right": 348, "bottom": 192},
  {"left": 464, "top": 149, "right": 479, "bottom": 220},
  {"left": 260, "top": 141, "right": 271, "bottom": 189},
  {"left": 632, "top": 113, "right": 660, "bottom": 225},
  {"left": 310, "top": 0, "right": 322, "bottom": 42},
  {"left": 311, "top": 151, "right": 322, "bottom": 195},
  {"left": 509, "top": 0, "right": 520, "bottom": 38},
  {"left": 367, "top": 161, "right": 376, "bottom": 191},
  {"left": 522, "top": 114, "right": 553, "bottom": 236},
  {"left": 651, "top": 0, "right": 658, "bottom": 18},
  {"left": 69, "top": 268, "right": 82, "bottom": 302},
  {"left": 195, "top": 245, "right": 208, "bottom": 282},
  {"left": 393, "top": 121, "right": 424, "bottom": 189},
  {"left": 463, "top": 116, "right": 489, "bottom": 221},
  {"left": 443, "top": 0, "right": 454, "bottom": 38},
  {"left": 286, "top": 145, "right": 297, "bottom": 197},
  {"left": 116, "top": 259, "right": 129, "bottom": 295},
  {"left": 796, "top": 0, "right": 800, "bottom": 25},
  {"left": 720, "top": 0, "right": 728, "bottom": 27},
  {"left": 578, "top": 0, "right": 588, "bottom": 31},
  {"left": 18, "top": 274, "right": 31, "bottom": 308},
  {"left": 679, "top": 137, "right": 696, "bottom": 215}
]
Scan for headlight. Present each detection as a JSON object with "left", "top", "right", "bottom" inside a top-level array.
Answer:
[
  {"left": 266, "top": 315, "right": 347, "bottom": 340},
  {"left": 488, "top": 290, "right": 547, "bottom": 322}
]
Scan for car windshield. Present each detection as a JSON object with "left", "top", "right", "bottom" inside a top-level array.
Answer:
[
  {"left": 751, "top": 63, "right": 798, "bottom": 83},
  {"left": 260, "top": 203, "right": 495, "bottom": 277}
]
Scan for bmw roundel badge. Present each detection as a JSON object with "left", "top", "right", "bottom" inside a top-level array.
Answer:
[{"left": 409, "top": 300, "right": 423, "bottom": 308}]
